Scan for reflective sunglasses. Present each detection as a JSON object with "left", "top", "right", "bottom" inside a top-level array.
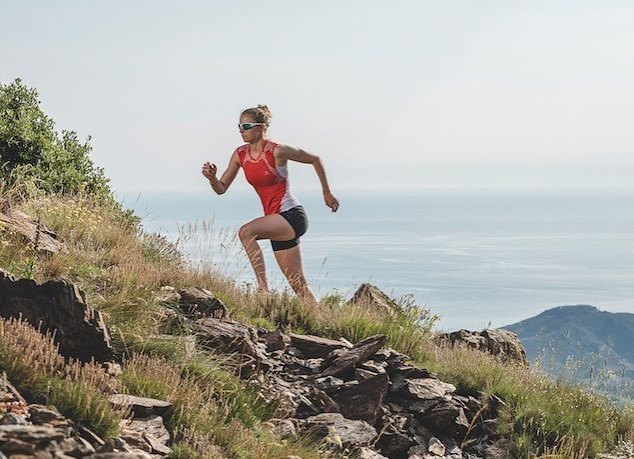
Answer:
[{"left": 238, "top": 123, "right": 264, "bottom": 131}]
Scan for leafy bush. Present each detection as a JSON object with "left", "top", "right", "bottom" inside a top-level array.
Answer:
[
  {"left": 0, "top": 78, "right": 111, "bottom": 199},
  {"left": 0, "top": 78, "right": 139, "bottom": 229}
]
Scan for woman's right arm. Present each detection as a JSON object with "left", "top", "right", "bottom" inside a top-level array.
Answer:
[{"left": 202, "top": 151, "right": 240, "bottom": 195}]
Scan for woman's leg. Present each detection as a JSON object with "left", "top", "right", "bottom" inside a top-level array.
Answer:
[
  {"left": 273, "top": 245, "right": 317, "bottom": 304},
  {"left": 238, "top": 214, "right": 296, "bottom": 291}
]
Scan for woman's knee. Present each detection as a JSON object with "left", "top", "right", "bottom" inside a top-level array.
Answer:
[{"left": 239, "top": 224, "right": 255, "bottom": 243}]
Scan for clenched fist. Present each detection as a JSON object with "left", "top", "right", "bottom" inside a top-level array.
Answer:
[
  {"left": 323, "top": 190, "right": 340, "bottom": 212},
  {"left": 202, "top": 162, "right": 217, "bottom": 182}
]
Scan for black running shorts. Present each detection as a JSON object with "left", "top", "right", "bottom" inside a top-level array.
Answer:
[{"left": 271, "top": 206, "right": 308, "bottom": 251}]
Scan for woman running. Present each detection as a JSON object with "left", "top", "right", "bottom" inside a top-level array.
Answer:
[{"left": 202, "top": 105, "right": 339, "bottom": 303}]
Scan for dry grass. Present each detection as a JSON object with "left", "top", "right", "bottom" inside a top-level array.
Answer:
[
  {"left": 423, "top": 340, "right": 634, "bottom": 457},
  {"left": 0, "top": 316, "right": 124, "bottom": 437},
  {"left": 120, "top": 352, "right": 322, "bottom": 459},
  {"left": 1, "top": 191, "right": 632, "bottom": 457},
  {"left": 0, "top": 165, "right": 44, "bottom": 204}
]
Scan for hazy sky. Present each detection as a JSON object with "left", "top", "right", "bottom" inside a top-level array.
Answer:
[{"left": 2, "top": 1, "right": 633, "bottom": 194}]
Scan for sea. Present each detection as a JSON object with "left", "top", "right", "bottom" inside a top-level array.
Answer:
[{"left": 124, "top": 187, "right": 634, "bottom": 331}]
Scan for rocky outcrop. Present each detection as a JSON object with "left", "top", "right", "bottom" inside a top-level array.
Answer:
[
  {"left": 191, "top": 315, "right": 509, "bottom": 458},
  {"left": 348, "top": 283, "right": 402, "bottom": 316},
  {"left": 0, "top": 199, "right": 65, "bottom": 254},
  {"left": 0, "top": 275, "right": 517, "bottom": 458},
  {"left": 0, "top": 269, "right": 113, "bottom": 362},
  {"left": 0, "top": 377, "right": 171, "bottom": 458},
  {"left": 435, "top": 329, "right": 528, "bottom": 366}
]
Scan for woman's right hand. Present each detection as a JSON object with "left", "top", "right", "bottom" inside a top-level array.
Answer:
[
  {"left": 202, "top": 162, "right": 217, "bottom": 182},
  {"left": 323, "top": 190, "right": 340, "bottom": 212}
]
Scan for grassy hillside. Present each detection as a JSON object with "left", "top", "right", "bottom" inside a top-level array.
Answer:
[
  {"left": 1, "top": 79, "right": 633, "bottom": 457},
  {"left": 1, "top": 185, "right": 632, "bottom": 457}
]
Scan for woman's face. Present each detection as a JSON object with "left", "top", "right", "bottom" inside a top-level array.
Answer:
[{"left": 239, "top": 114, "right": 264, "bottom": 143}]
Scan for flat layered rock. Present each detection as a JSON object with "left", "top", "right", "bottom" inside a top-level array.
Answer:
[
  {"left": 78, "top": 425, "right": 106, "bottom": 448},
  {"left": 332, "top": 373, "right": 389, "bottom": 424},
  {"left": 120, "top": 415, "right": 171, "bottom": 455},
  {"left": 390, "top": 365, "right": 437, "bottom": 393},
  {"left": 315, "top": 376, "right": 345, "bottom": 392},
  {"left": 261, "top": 328, "right": 289, "bottom": 352},
  {"left": 0, "top": 425, "right": 66, "bottom": 452},
  {"left": 405, "top": 378, "right": 456, "bottom": 400},
  {"left": 428, "top": 436, "right": 446, "bottom": 455},
  {"left": 0, "top": 204, "right": 64, "bottom": 254},
  {"left": 27, "top": 404, "right": 70, "bottom": 431},
  {"left": 289, "top": 333, "right": 350, "bottom": 358},
  {"left": 1, "top": 378, "right": 27, "bottom": 407},
  {"left": 303, "top": 413, "right": 377, "bottom": 448},
  {"left": 266, "top": 418, "right": 297, "bottom": 441},
  {"left": 416, "top": 399, "right": 470, "bottom": 438},
  {"left": 372, "top": 348, "right": 409, "bottom": 368},
  {"left": 86, "top": 453, "right": 153, "bottom": 459},
  {"left": 108, "top": 395, "right": 171, "bottom": 418},
  {"left": 320, "top": 335, "right": 386, "bottom": 377},
  {"left": 376, "top": 428, "right": 415, "bottom": 458},
  {"left": 178, "top": 287, "right": 228, "bottom": 319},
  {"left": 193, "top": 317, "right": 258, "bottom": 353},
  {"left": 357, "top": 446, "right": 389, "bottom": 458},
  {"left": 55, "top": 436, "right": 96, "bottom": 456},
  {"left": 122, "top": 416, "right": 170, "bottom": 445},
  {"left": 193, "top": 317, "right": 270, "bottom": 373}
]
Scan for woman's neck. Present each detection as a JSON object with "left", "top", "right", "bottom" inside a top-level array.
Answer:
[{"left": 249, "top": 138, "right": 267, "bottom": 153}]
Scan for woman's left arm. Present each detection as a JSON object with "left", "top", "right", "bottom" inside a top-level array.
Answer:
[{"left": 276, "top": 145, "right": 339, "bottom": 212}]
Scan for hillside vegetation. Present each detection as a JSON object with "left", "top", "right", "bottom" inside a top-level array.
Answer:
[
  {"left": 504, "top": 305, "right": 634, "bottom": 403},
  {"left": 1, "top": 78, "right": 633, "bottom": 458}
]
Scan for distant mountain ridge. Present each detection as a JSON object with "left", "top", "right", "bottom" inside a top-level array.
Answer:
[{"left": 502, "top": 304, "right": 634, "bottom": 400}]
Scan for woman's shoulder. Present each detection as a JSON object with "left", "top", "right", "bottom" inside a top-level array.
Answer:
[
  {"left": 234, "top": 144, "right": 249, "bottom": 158},
  {"left": 266, "top": 140, "right": 282, "bottom": 156},
  {"left": 232, "top": 144, "right": 249, "bottom": 166},
  {"left": 234, "top": 143, "right": 250, "bottom": 153}
]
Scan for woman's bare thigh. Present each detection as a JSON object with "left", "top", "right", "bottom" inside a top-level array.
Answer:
[{"left": 241, "top": 214, "right": 295, "bottom": 242}]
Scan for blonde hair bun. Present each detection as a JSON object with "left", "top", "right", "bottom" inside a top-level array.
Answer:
[{"left": 242, "top": 105, "right": 272, "bottom": 126}]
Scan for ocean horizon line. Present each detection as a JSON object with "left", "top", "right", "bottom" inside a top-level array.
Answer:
[{"left": 114, "top": 183, "right": 634, "bottom": 199}]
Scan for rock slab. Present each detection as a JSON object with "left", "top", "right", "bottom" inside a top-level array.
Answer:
[
  {"left": 436, "top": 328, "right": 528, "bottom": 366},
  {"left": 0, "top": 269, "right": 113, "bottom": 362}
]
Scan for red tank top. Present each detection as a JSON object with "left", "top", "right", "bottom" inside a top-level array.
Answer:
[{"left": 236, "top": 140, "right": 300, "bottom": 215}]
